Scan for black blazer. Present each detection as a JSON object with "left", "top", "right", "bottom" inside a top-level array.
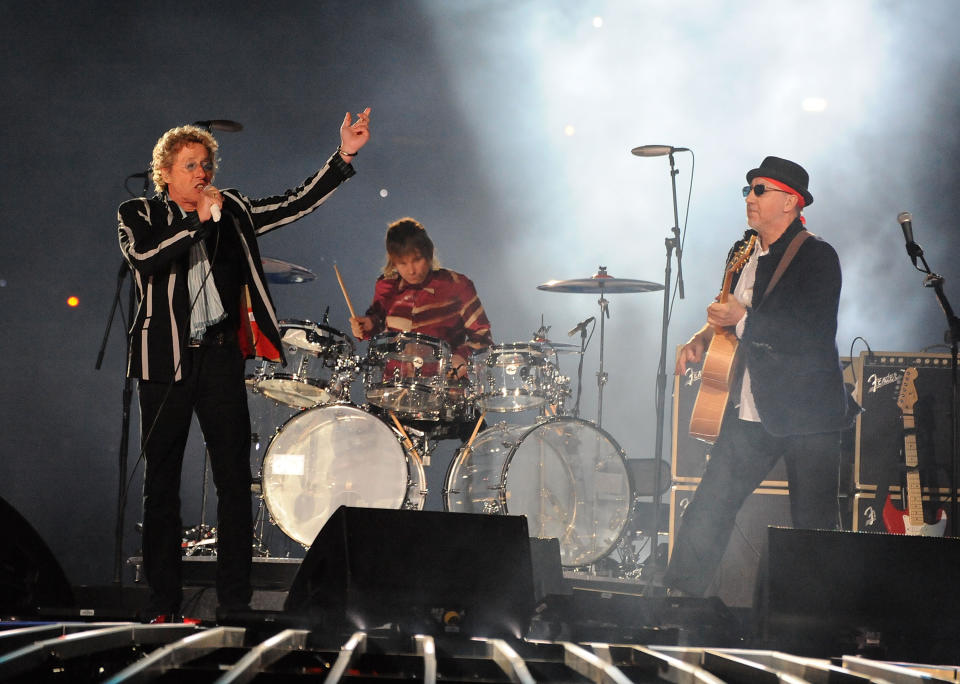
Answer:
[{"left": 736, "top": 219, "right": 855, "bottom": 436}]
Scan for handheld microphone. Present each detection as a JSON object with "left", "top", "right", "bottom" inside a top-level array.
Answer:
[
  {"left": 567, "top": 316, "right": 595, "bottom": 337},
  {"left": 631, "top": 145, "right": 690, "bottom": 157},
  {"left": 897, "top": 211, "right": 914, "bottom": 244},
  {"left": 203, "top": 185, "right": 222, "bottom": 222}
]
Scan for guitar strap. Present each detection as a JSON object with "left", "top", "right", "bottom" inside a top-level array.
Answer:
[
  {"left": 761, "top": 229, "right": 812, "bottom": 301},
  {"left": 729, "top": 229, "right": 812, "bottom": 402}
]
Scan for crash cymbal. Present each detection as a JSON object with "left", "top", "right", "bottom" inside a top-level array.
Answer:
[
  {"left": 262, "top": 257, "right": 316, "bottom": 284},
  {"left": 537, "top": 271, "right": 663, "bottom": 294}
]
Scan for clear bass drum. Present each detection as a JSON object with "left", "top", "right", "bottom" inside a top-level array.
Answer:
[
  {"left": 261, "top": 404, "right": 425, "bottom": 547},
  {"left": 444, "top": 417, "right": 632, "bottom": 567}
]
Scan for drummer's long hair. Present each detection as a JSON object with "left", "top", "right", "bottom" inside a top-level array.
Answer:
[{"left": 382, "top": 217, "right": 441, "bottom": 276}]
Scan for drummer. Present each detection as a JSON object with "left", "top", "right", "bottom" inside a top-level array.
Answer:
[{"left": 350, "top": 217, "right": 493, "bottom": 373}]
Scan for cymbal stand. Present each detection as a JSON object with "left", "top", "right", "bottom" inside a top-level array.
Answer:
[{"left": 596, "top": 281, "right": 611, "bottom": 429}]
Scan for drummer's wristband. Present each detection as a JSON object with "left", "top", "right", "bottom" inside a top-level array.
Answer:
[{"left": 337, "top": 146, "right": 358, "bottom": 157}]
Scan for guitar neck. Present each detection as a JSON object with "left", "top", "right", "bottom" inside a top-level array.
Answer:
[{"left": 902, "top": 411, "right": 924, "bottom": 526}]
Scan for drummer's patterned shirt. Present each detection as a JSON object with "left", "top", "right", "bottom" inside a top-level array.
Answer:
[{"left": 364, "top": 268, "right": 493, "bottom": 360}]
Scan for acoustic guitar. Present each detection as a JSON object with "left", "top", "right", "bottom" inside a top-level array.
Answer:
[
  {"left": 688, "top": 234, "right": 757, "bottom": 444},
  {"left": 882, "top": 366, "right": 947, "bottom": 536}
]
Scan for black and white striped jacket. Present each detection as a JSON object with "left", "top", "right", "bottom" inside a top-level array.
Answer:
[{"left": 118, "top": 152, "right": 354, "bottom": 382}]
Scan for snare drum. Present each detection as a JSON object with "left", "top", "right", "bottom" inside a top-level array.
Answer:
[
  {"left": 363, "top": 332, "right": 461, "bottom": 420},
  {"left": 261, "top": 403, "right": 425, "bottom": 547},
  {"left": 249, "top": 319, "right": 356, "bottom": 409},
  {"left": 444, "top": 417, "right": 632, "bottom": 567},
  {"left": 471, "top": 343, "right": 550, "bottom": 412}
]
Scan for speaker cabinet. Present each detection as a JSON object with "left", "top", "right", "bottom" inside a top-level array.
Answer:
[
  {"left": 669, "top": 484, "right": 791, "bottom": 608},
  {"left": 760, "top": 527, "right": 960, "bottom": 661},
  {"left": 284, "top": 506, "right": 537, "bottom": 637},
  {"left": 0, "top": 496, "right": 73, "bottom": 615},
  {"left": 673, "top": 352, "right": 856, "bottom": 488},
  {"left": 855, "top": 351, "right": 955, "bottom": 492}
]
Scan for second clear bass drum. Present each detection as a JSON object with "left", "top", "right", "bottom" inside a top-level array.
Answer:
[{"left": 444, "top": 417, "right": 633, "bottom": 567}]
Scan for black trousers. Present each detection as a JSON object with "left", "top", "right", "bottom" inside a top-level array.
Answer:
[
  {"left": 138, "top": 345, "right": 252, "bottom": 615},
  {"left": 663, "top": 404, "right": 841, "bottom": 597}
]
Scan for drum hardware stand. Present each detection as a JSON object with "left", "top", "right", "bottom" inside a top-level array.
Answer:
[
  {"left": 596, "top": 285, "right": 610, "bottom": 428},
  {"left": 389, "top": 411, "right": 427, "bottom": 466},
  {"left": 573, "top": 325, "right": 588, "bottom": 418},
  {"left": 193, "top": 445, "right": 216, "bottom": 550}
]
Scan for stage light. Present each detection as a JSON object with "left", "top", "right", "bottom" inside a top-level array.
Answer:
[
  {"left": 379, "top": 188, "right": 389, "bottom": 198},
  {"left": 592, "top": 16, "right": 603, "bottom": 29},
  {"left": 67, "top": 296, "right": 79, "bottom": 307},
  {"left": 563, "top": 124, "right": 575, "bottom": 137}
]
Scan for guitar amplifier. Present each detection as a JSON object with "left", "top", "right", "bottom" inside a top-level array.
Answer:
[
  {"left": 855, "top": 351, "right": 956, "bottom": 493},
  {"left": 672, "top": 348, "right": 855, "bottom": 486},
  {"left": 669, "top": 484, "right": 791, "bottom": 608},
  {"left": 853, "top": 490, "right": 954, "bottom": 536}
]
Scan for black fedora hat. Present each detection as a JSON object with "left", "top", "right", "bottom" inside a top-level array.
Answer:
[{"left": 746, "top": 156, "right": 813, "bottom": 207}]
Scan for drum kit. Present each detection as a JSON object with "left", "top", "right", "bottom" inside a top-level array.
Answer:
[{"left": 242, "top": 259, "right": 663, "bottom": 569}]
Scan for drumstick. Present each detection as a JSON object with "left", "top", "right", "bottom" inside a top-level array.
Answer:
[
  {"left": 388, "top": 410, "right": 422, "bottom": 465},
  {"left": 464, "top": 410, "right": 486, "bottom": 453},
  {"left": 333, "top": 263, "right": 357, "bottom": 319}
]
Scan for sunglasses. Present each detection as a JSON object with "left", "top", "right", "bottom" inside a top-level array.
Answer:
[{"left": 742, "top": 183, "right": 790, "bottom": 198}]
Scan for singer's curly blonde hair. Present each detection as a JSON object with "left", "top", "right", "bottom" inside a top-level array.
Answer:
[{"left": 150, "top": 125, "right": 219, "bottom": 194}]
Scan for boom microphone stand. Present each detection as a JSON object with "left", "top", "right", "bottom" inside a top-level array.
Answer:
[
  {"left": 898, "top": 212, "right": 960, "bottom": 529},
  {"left": 646, "top": 149, "right": 686, "bottom": 578},
  {"left": 96, "top": 259, "right": 137, "bottom": 584}
]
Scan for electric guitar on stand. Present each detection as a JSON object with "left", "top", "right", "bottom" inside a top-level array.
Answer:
[
  {"left": 689, "top": 234, "right": 757, "bottom": 444},
  {"left": 882, "top": 366, "right": 947, "bottom": 536}
]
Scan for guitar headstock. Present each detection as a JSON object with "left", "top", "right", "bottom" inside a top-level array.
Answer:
[
  {"left": 897, "top": 367, "right": 919, "bottom": 413},
  {"left": 727, "top": 234, "right": 757, "bottom": 274}
]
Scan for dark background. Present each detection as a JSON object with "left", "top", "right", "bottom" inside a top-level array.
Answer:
[{"left": 1, "top": 1, "right": 957, "bottom": 587}]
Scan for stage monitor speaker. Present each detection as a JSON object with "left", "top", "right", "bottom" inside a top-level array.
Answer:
[
  {"left": 284, "top": 506, "right": 537, "bottom": 637},
  {"left": 0, "top": 496, "right": 74, "bottom": 615},
  {"left": 855, "top": 351, "right": 955, "bottom": 492},
  {"left": 670, "top": 485, "right": 791, "bottom": 609},
  {"left": 760, "top": 527, "right": 960, "bottom": 661}
]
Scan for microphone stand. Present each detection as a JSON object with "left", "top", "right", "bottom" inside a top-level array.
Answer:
[
  {"left": 905, "top": 240, "right": 960, "bottom": 529},
  {"left": 646, "top": 151, "right": 684, "bottom": 579},
  {"left": 96, "top": 260, "right": 137, "bottom": 584}
]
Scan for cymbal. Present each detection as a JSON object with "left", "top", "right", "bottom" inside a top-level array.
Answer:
[
  {"left": 262, "top": 257, "right": 316, "bottom": 284},
  {"left": 529, "top": 340, "right": 582, "bottom": 354},
  {"left": 537, "top": 272, "right": 663, "bottom": 294}
]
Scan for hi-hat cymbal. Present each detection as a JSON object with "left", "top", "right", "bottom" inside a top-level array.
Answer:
[
  {"left": 262, "top": 257, "right": 316, "bottom": 284},
  {"left": 537, "top": 272, "right": 663, "bottom": 294}
]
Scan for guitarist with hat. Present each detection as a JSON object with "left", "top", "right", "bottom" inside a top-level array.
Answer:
[{"left": 663, "top": 156, "right": 859, "bottom": 598}]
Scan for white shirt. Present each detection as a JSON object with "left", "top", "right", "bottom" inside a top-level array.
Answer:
[{"left": 731, "top": 242, "right": 768, "bottom": 422}]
